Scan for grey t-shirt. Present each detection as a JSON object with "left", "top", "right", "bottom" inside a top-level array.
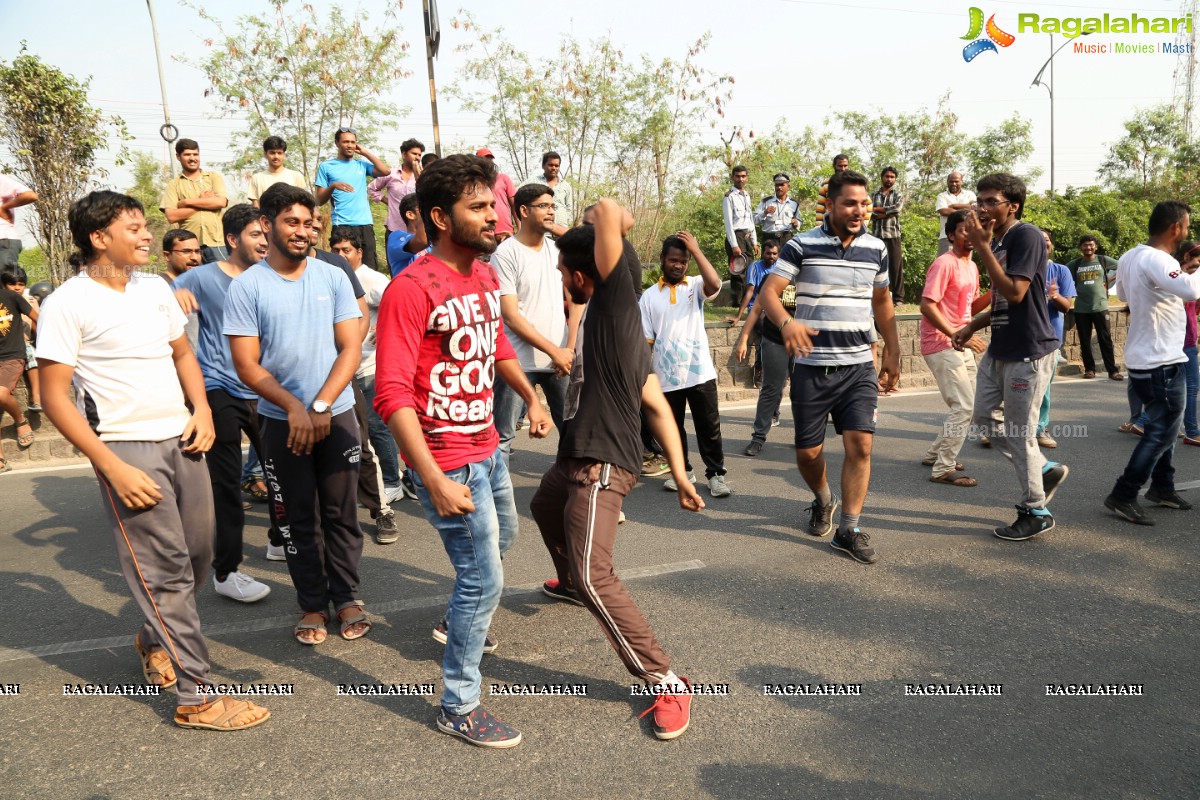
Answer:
[{"left": 492, "top": 236, "right": 566, "bottom": 372}]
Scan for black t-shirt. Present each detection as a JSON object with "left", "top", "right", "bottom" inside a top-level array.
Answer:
[
  {"left": 313, "top": 249, "right": 366, "bottom": 299},
  {"left": 558, "top": 242, "right": 650, "bottom": 474},
  {"left": 0, "top": 288, "right": 33, "bottom": 361},
  {"left": 987, "top": 222, "right": 1059, "bottom": 361}
]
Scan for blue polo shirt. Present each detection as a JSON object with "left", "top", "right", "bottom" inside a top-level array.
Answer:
[{"left": 314, "top": 157, "right": 375, "bottom": 226}]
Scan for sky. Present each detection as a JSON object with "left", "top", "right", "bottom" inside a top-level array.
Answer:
[{"left": 0, "top": 0, "right": 1194, "bottom": 221}]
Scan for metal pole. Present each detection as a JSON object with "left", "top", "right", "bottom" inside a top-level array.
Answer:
[
  {"left": 423, "top": 0, "right": 442, "bottom": 156},
  {"left": 146, "top": 0, "right": 178, "bottom": 177},
  {"left": 1049, "top": 34, "right": 1055, "bottom": 194}
]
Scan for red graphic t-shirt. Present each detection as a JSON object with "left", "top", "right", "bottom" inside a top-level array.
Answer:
[{"left": 373, "top": 253, "right": 516, "bottom": 472}]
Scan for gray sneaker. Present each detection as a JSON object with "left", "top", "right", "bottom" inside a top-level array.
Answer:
[
  {"left": 664, "top": 471, "right": 697, "bottom": 492},
  {"left": 708, "top": 474, "right": 731, "bottom": 497},
  {"left": 806, "top": 496, "right": 839, "bottom": 537},
  {"left": 375, "top": 511, "right": 399, "bottom": 545}
]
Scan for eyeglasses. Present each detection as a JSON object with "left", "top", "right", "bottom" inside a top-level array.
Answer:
[
  {"left": 169, "top": 247, "right": 202, "bottom": 256},
  {"left": 335, "top": 127, "right": 356, "bottom": 136},
  {"left": 530, "top": 202, "right": 558, "bottom": 210},
  {"left": 974, "top": 198, "right": 1010, "bottom": 209}
]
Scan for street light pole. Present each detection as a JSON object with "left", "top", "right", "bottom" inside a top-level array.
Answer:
[{"left": 1031, "top": 31, "right": 1089, "bottom": 194}]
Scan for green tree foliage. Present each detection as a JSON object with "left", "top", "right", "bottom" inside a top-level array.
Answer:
[
  {"left": 185, "top": 0, "right": 411, "bottom": 178},
  {"left": 1098, "top": 104, "right": 1185, "bottom": 195},
  {"left": 1025, "top": 187, "right": 1156, "bottom": 265},
  {"left": 125, "top": 151, "right": 170, "bottom": 263},
  {"left": 0, "top": 45, "right": 127, "bottom": 285}
]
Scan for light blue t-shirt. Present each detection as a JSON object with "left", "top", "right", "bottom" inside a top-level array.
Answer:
[
  {"left": 1046, "top": 261, "right": 1077, "bottom": 342},
  {"left": 314, "top": 158, "right": 375, "bottom": 226},
  {"left": 222, "top": 258, "right": 362, "bottom": 420},
  {"left": 174, "top": 263, "right": 255, "bottom": 400}
]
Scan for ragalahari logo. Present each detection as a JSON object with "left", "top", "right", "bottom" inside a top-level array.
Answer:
[{"left": 962, "top": 7, "right": 1016, "bottom": 62}]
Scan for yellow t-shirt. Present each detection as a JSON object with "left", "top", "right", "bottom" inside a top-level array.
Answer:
[
  {"left": 247, "top": 168, "right": 308, "bottom": 201},
  {"left": 159, "top": 170, "right": 228, "bottom": 247}
]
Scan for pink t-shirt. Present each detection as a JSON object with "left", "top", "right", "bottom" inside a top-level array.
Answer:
[
  {"left": 373, "top": 253, "right": 517, "bottom": 472},
  {"left": 493, "top": 173, "right": 517, "bottom": 235},
  {"left": 1185, "top": 300, "right": 1198, "bottom": 349},
  {"left": 920, "top": 251, "right": 979, "bottom": 356}
]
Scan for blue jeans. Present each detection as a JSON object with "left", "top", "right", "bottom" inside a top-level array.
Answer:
[
  {"left": 1111, "top": 363, "right": 1186, "bottom": 502},
  {"left": 493, "top": 370, "right": 567, "bottom": 459},
  {"left": 1037, "top": 354, "right": 1061, "bottom": 435},
  {"left": 356, "top": 372, "right": 401, "bottom": 487},
  {"left": 1184, "top": 345, "right": 1199, "bottom": 437},
  {"left": 241, "top": 445, "right": 262, "bottom": 483},
  {"left": 409, "top": 450, "right": 517, "bottom": 714}
]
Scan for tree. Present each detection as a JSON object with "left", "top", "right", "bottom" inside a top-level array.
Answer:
[
  {"left": 185, "top": 0, "right": 411, "bottom": 179},
  {"left": 125, "top": 151, "right": 170, "bottom": 263},
  {"left": 1099, "top": 104, "right": 1186, "bottom": 194},
  {"left": 964, "top": 117, "right": 1039, "bottom": 185},
  {"left": 0, "top": 45, "right": 127, "bottom": 285}
]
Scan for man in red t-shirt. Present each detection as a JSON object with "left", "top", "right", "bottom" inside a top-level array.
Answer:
[
  {"left": 919, "top": 209, "right": 987, "bottom": 487},
  {"left": 374, "top": 154, "right": 549, "bottom": 749}
]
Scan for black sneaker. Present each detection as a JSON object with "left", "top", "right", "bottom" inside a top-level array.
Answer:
[
  {"left": 432, "top": 619, "right": 498, "bottom": 653},
  {"left": 830, "top": 527, "right": 878, "bottom": 564},
  {"left": 542, "top": 579, "right": 586, "bottom": 607},
  {"left": 743, "top": 440, "right": 763, "bottom": 457},
  {"left": 993, "top": 506, "right": 1055, "bottom": 540},
  {"left": 374, "top": 511, "right": 399, "bottom": 545},
  {"left": 1042, "top": 462, "right": 1069, "bottom": 504},
  {"left": 1144, "top": 488, "right": 1194, "bottom": 510},
  {"left": 806, "top": 496, "right": 839, "bottom": 537},
  {"left": 1104, "top": 495, "right": 1155, "bottom": 525},
  {"left": 436, "top": 706, "right": 522, "bottom": 748}
]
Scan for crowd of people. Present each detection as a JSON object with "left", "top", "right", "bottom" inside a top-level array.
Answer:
[{"left": 1, "top": 129, "right": 1198, "bottom": 747}]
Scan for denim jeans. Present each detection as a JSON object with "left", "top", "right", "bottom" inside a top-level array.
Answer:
[
  {"left": 1037, "top": 353, "right": 1062, "bottom": 435},
  {"left": 1184, "top": 345, "right": 1199, "bottom": 437},
  {"left": 356, "top": 372, "right": 401, "bottom": 487},
  {"left": 494, "top": 370, "right": 567, "bottom": 459},
  {"left": 1111, "top": 363, "right": 1186, "bottom": 502},
  {"left": 409, "top": 449, "right": 518, "bottom": 714},
  {"left": 751, "top": 336, "right": 789, "bottom": 443}
]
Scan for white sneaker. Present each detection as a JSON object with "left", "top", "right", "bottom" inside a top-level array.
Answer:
[
  {"left": 213, "top": 571, "right": 271, "bottom": 603},
  {"left": 384, "top": 485, "right": 405, "bottom": 505},
  {"left": 618, "top": 510, "right": 627, "bottom": 524},
  {"left": 265, "top": 544, "right": 286, "bottom": 562},
  {"left": 708, "top": 474, "right": 732, "bottom": 497},
  {"left": 664, "top": 471, "right": 697, "bottom": 492}
]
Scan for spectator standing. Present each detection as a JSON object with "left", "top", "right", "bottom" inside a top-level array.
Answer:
[
  {"left": 0, "top": 266, "right": 36, "bottom": 471},
  {"left": 247, "top": 136, "right": 308, "bottom": 208},
  {"left": 162, "top": 229, "right": 202, "bottom": 282},
  {"left": 1066, "top": 234, "right": 1123, "bottom": 380},
  {"left": 314, "top": 128, "right": 390, "bottom": 270},
  {"left": 871, "top": 166, "right": 905, "bottom": 305},
  {"left": 935, "top": 171, "right": 976, "bottom": 256},
  {"left": 386, "top": 193, "right": 430, "bottom": 276},
  {"left": 368, "top": 138, "right": 423, "bottom": 238},
  {"left": 814, "top": 154, "right": 850, "bottom": 227},
  {"left": 722, "top": 165, "right": 758, "bottom": 305},
  {"left": 735, "top": 239, "right": 790, "bottom": 455},
  {"left": 1035, "top": 231, "right": 1076, "bottom": 449},
  {"left": 755, "top": 172, "right": 800, "bottom": 245},
  {"left": 0, "top": 172, "right": 37, "bottom": 270},
  {"left": 159, "top": 138, "right": 229, "bottom": 260},
  {"left": 477, "top": 148, "right": 517, "bottom": 243},
  {"left": 522, "top": 151, "right": 575, "bottom": 230}
]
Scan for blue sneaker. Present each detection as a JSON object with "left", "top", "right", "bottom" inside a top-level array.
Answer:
[{"left": 436, "top": 706, "right": 522, "bottom": 748}]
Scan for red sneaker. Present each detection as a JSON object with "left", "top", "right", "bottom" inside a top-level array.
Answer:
[{"left": 638, "top": 676, "right": 692, "bottom": 740}]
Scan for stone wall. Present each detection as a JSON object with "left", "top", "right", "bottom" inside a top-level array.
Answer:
[{"left": 710, "top": 306, "right": 1130, "bottom": 393}]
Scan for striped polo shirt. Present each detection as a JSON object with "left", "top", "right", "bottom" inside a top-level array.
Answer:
[{"left": 769, "top": 223, "right": 889, "bottom": 366}]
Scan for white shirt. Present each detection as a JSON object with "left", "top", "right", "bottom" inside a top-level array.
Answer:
[
  {"left": 935, "top": 189, "right": 977, "bottom": 238},
  {"left": 492, "top": 235, "right": 566, "bottom": 372},
  {"left": 355, "top": 265, "right": 392, "bottom": 377},
  {"left": 35, "top": 272, "right": 191, "bottom": 442},
  {"left": 722, "top": 188, "right": 757, "bottom": 248},
  {"left": 1115, "top": 243, "right": 1200, "bottom": 370},
  {"left": 639, "top": 275, "right": 719, "bottom": 391},
  {"left": 755, "top": 194, "right": 800, "bottom": 234},
  {"left": 0, "top": 173, "right": 32, "bottom": 240}
]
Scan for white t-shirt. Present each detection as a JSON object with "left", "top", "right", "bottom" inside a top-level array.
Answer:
[
  {"left": 935, "top": 189, "right": 977, "bottom": 238},
  {"left": 1115, "top": 243, "right": 1200, "bottom": 370},
  {"left": 0, "top": 173, "right": 32, "bottom": 240},
  {"left": 35, "top": 271, "right": 191, "bottom": 442},
  {"left": 247, "top": 168, "right": 308, "bottom": 201},
  {"left": 639, "top": 275, "right": 718, "bottom": 392},
  {"left": 492, "top": 236, "right": 566, "bottom": 372},
  {"left": 355, "top": 264, "right": 391, "bottom": 377}
]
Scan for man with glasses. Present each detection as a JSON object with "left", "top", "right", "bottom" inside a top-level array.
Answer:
[
  {"left": 951, "top": 174, "right": 1067, "bottom": 541},
  {"left": 491, "top": 184, "right": 580, "bottom": 460},
  {"left": 936, "top": 172, "right": 976, "bottom": 256},
  {"left": 163, "top": 229, "right": 202, "bottom": 283},
  {"left": 314, "top": 128, "right": 390, "bottom": 270}
]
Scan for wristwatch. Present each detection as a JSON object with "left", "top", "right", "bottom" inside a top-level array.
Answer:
[{"left": 311, "top": 400, "right": 331, "bottom": 414}]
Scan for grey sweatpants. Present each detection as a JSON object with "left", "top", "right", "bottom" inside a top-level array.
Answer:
[
  {"left": 95, "top": 439, "right": 216, "bottom": 706},
  {"left": 972, "top": 352, "right": 1055, "bottom": 509}
]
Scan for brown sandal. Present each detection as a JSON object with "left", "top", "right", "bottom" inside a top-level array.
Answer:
[
  {"left": 175, "top": 696, "right": 270, "bottom": 731},
  {"left": 135, "top": 634, "right": 177, "bottom": 689},
  {"left": 15, "top": 419, "right": 33, "bottom": 448},
  {"left": 337, "top": 604, "right": 372, "bottom": 641},
  {"left": 930, "top": 473, "right": 977, "bottom": 487}
]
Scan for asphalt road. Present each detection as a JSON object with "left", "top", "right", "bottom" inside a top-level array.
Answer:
[{"left": 0, "top": 377, "right": 1196, "bottom": 799}]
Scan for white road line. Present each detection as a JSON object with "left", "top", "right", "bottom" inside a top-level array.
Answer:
[{"left": 0, "top": 559, "right": 706, "bottom": 663}]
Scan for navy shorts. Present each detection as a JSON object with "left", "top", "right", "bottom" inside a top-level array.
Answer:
[{"left": 790, "top": 362, "right": 878, "bottom": 448}]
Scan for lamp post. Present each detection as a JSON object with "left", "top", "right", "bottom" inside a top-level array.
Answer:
[{"left": 1031, "top": 31, "right": 1090, "bottom": 194}]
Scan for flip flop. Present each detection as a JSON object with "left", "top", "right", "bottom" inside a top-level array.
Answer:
[
  {"left": 930, "top": 473, "right": 978, "bottom": 488},
  {"left": 337, "top": 605, "right": 372, "bottom": 641},
  {"left": 175, "top": 696, "right": 271, "bottom": 731},
  {"left": 135, "top": 633, "right": 177, "bottom": 689},
  {"left": 294, "top": 611, "right": 327, "bottom": 645},
  {"left": 0, "top": 457, "right": 10, "bottom": 474},
  {"left": 15, "top": 420, "right": 33, "bottom": 448}
]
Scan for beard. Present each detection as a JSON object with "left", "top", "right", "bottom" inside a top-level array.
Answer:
[{"left": 449, "top": 224, "right": 497, "bottom": 255}]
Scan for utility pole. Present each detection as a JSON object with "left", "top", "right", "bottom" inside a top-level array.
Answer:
[
  {"left": 423, "top": 0, "right": 442, "bottom": 156},
  {"left": 145, "top": 0, "right": 178, "bottom": 177},
  {"left": 1031, "top": 31, "right": 1089, "bottom": 194}
]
